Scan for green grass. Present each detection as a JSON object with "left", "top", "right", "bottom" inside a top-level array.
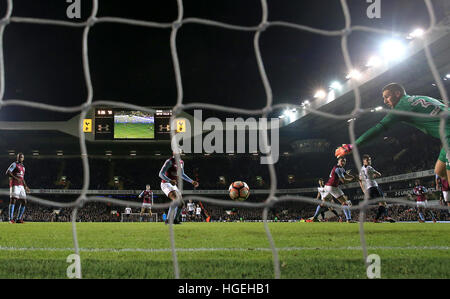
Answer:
[
  {"left": 0, "top": 222, "right": 449, "bottom": 279},
  {"left": 114, "top": 123, "right": 154, "bottom": 139}
]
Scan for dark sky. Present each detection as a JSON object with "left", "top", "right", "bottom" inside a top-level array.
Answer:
[{"left": 0, "top": 0, "right": 446, "bottom": 121}]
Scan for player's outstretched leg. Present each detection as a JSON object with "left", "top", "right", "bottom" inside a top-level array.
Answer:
[
  {"left": 328, "top": 208, "right": 341, "bottom": 221},
  {"left": 312, "top": 204, "right": 322, "bottom": 222}
]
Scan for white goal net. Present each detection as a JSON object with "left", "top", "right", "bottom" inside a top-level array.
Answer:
[{"left": 0, "top": 0, "right": 449, "bottom": 279}]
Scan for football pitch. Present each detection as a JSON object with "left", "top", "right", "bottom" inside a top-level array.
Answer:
[
  {"left": 0, "top": 222, "right": 449, "bottom": 279},
  {"left": 114, "top": 123, "right": 155, "bottom": 139}
]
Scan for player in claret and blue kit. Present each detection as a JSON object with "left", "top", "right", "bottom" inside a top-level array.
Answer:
[
  {"left": 312, "top": 178, "right": 342, "bottom": 222},
  {"left": 324, "top": 157, "right": 356, "bottom": 223},
  {"left": 139, "top": 184, "right": 153, "bottom": 222},
  {"left": 159, "top": 152, "right": 199, "bottom": 224},
  {"left": 412, "top": 179, "right": 436, "bottom": 223},
  {"left": 5, "top": 153, "right": 30, "bottom": 224}
]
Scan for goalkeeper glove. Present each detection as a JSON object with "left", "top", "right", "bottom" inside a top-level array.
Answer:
[{"left": 335, "top": 144, "right": 353, "bottom": 158}]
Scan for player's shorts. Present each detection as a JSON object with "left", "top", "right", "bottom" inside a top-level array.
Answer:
[
  {"left": 368, "top": 186, "right": 384, "bottom": 199},
  {"left": 438, "top": 147, "right": 450, "bottom": 170},
  {"left": 10, "top": 185, "right": 26, "bottom": 200},
  {"left": 416, "top": 201, "right": 427, "bottom": 208},
  {"left": 188, "top": 210, "right": 194, "bottom": 215},
  {"left": 161, "top": 182, "right": 180, "bottom": 197},
  {"left": 142, "top": 203, "right": 152, "bottom": 209},
  {"left": 320, "top": 193, "right": 333, "bottom": 202},
  {"left": 443, "top": 191, "right": 449, "bottom": 202},
  {"left": 324, "top": 185, "right": 344, "bottom": 199}
]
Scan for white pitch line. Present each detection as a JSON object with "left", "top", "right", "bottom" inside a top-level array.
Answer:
[{"left": 0, "top": 246, "right": 448, "bottom": 253}]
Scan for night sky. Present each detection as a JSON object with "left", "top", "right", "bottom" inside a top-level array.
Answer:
[{"left": 0, "top": 0, "right": 446, "bottom": 122}]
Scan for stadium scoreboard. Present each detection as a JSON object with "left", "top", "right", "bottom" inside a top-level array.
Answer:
[{"left": 94, "top": 108, "right": 172, "bottom": 140}]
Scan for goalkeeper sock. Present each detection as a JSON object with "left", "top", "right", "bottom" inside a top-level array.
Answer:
[{"left": 9, "top": 204, "right": 15, "bottom": 221}]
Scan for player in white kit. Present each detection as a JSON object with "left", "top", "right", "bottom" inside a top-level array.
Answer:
[
  {"left": 195, "top": 205, "right": 202, "bottom": 222},
  {"left": 187, "top": 200, "right": 195, "bottom": 221},
  {"left": 359, "top": 154, "right": 395, "bottom": 222}
]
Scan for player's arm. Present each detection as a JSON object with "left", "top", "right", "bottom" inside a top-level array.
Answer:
[
  {"left": 373, "top": 170, "right": 382, "bottom": 178},
  {"left": 5, "top": 163, "right": 20, "bottom": 181},
  {"left": 368, "top": 166, "right": 381, "bottom": 178},
  {"left": 22, "top": 178, "right": 30, "bottom": 193},
  {"left": 316, "top": 191, "right": 321, "bottom": 201},
  {"left": 343, "top": 170, "right": 355, "bottom": 182},
  {"left": 358, "top": 176, "right": 366, "bottom": 193},
  {"left": 336, "top": 168, "right": 347, "bottom": 184},
  {"left": 355, "top": 113, "right": 399, "bottom": 147},
  {"left": 336, "top": 113, "right": 400, "bottom": 157},
  {"left": 159, "top": 159, "right": 176, "bottom": 185},
  {"left": 181, "top": 164, "right": 199, "bottom": 187},
  {"left": 138, "top": 191, "right": 144, "bottom": 198}
]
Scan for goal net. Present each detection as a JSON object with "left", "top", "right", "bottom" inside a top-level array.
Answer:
[{"left": 0, "top": 0, "right": 449, "bottom": 280}]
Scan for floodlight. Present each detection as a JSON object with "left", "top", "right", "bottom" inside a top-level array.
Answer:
[
  {"left": 381, "top": 39, "right": 406, "bottom": 62},
  {"left": 314, "top": 90, "right": 327, "bottom": 99}
]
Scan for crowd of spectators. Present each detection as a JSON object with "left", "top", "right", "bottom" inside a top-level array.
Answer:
[
  {"left": 2, "top": 192, "right": 448, "bottom": 223},
  {"left": 0, "top": 131, "right": 442, "bottom": 191},
  {"left": 1, "top": 129, "right": 448, "bottom": 222}
]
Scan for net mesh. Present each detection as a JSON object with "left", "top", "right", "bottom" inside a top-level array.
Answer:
[{"left": 0, "top": 0, "right": 449, "bottom": 279}]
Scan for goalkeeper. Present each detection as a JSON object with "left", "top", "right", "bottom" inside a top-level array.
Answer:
[{"left": 336, "top": 83, "right": 450, "bottom": 180}]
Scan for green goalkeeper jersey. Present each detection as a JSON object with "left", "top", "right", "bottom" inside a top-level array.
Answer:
[{"left": 355, "top": 95, "right": 450, "bottom": 146}]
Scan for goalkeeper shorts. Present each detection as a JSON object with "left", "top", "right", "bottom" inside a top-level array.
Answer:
[{"left": 438, "top": 148, "right": 450, "bottom": 170}]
